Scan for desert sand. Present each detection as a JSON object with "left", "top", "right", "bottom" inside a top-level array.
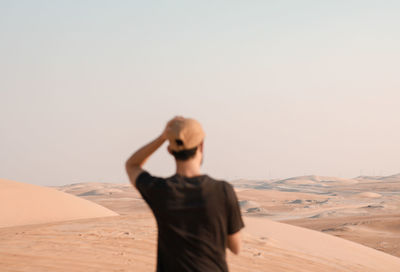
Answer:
[
  {"left": 233, "top": 174, "right": 400, "bottom": 258},
  {"left": 0, "top": 178, "right": 118, "bottom": 228},
  {"left": 1, "top": 174, "right": 400, "bottom": 271}
]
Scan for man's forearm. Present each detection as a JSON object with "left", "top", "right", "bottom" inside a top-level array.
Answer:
[{"left": 126, "top": 134, "right": 166, "bottom": 169}]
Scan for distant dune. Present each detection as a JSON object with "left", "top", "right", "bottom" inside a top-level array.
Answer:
[
  {"left": 356, "top": 173, "right": 400, "bottom": 182},
  {"left": 279, "top": 175, "right": 359, "bottom": 186},
  {"left": 356, "top": 192, "right": 382, "bottom": 198},
  {"left": 57, "top": 182, "right": 131, "bottom": 196},
  {"left": 0, "top": 178, "right": 118, "bottom": 228},
  {"left": 237, "top": 188, "right": 328, "bottom": 201}
]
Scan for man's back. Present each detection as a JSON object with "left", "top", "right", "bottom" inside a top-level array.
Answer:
[
  {"left": 125, "top": 116, "right": 244, "bottom": 271},
  {"left": 136, "top": 171, "right": 244, "bottom": 272}
]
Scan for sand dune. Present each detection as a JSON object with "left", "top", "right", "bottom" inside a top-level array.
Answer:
[
  {"left": 1, "top": 176, "right": 400, "bottom": 271},
  {"left": 57, "top": 182, "right": 131, "bottom": 196},
  {"left": 284, "top": 213, "right": 400, "bottom": 258},
  {"left": 237, "top": 188, "right": 329, "bottom": 202},
  {"left": 0, "top": 178, "right": 118, "bottom": 228},
  {"left": 356, "top": 173, "right": 400, "bottom": 182},
  {"left": 78, "top": 188, "right": 124, "bottom": 196},
  {"left": 239, "top": 200, "right": 264, "bottom": 213},
  {"left": 242, "top": 217, "right": 400, "bottom": 272},
  {"left": 356, "top": 192, "right": 382, "bottom": 198},
  {"left": 1, "top": 209, "right": 399, "bottom": 272},
  {"left": 279, "top": 175, "right": 359, "bottom": 186}
]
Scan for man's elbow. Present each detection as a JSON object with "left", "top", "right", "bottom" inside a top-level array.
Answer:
[
  {"left": 230, "top": 245, "right": 240, "bottom": 255},
  {"left": 227, "top": 232, "right": 242, "bottom": 255},
  {"left": 125, "top": 160, "right": 139, "bottom": 173},
  {"left": 125, "top": 161, "right": 132, "bottom": 172},
  {"left": 125, "top": 158, "right": 143, "bottom": 171}
]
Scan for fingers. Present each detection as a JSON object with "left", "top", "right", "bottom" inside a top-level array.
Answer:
[
  {"left": 162, "top": 116, "right": 184, "bottom": 140},
  {"left": 172, "top": 115, "right": 184, "bottom": 121},
  {"left": 167, "top": 116, "right": 184, "bottom": 126}
]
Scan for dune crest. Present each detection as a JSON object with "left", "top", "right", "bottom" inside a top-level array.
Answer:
[
  {"left": 0, "top": 178, "right": 118, "bottom": 228},
  {"left": 281, "top": 175, "right": 359, "bottom": 185}
]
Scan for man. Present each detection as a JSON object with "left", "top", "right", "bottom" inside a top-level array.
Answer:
[{"left": 125, "top": 116, "right": 244, "bottom": 272}]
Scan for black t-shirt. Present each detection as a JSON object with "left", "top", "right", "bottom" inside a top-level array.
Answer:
[{"left": 136, "top": 171, "right": 244, "bottom": 272}]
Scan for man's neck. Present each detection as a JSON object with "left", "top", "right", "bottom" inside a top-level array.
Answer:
[{"left": 175, "top": 160, "right": 201, "bottom": 178}]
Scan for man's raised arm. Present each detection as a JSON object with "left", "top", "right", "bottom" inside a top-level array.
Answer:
[
  {"left": 125, "top": 117, "right": 182, "bottom": 187},
  {"left": 125, "top": 134, "right": 166, "bottom": 187}
]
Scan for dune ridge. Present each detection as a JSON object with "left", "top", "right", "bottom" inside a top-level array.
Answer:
[{"left": 0, "top": 178, "right": 118, "bottom": 228}]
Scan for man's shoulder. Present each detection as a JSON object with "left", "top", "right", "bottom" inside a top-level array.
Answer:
[
  {"left": 206, "top": 178, "right": 239, "bottom": 200},
  {"left": 139, "top": 172, "right": 233, "bottom": 191},
  {"left": 199, "top": 175, "right": 234, "bottom": 192},
  {"left": 136, "top": 171, "right": 166, "bottom": 191}
]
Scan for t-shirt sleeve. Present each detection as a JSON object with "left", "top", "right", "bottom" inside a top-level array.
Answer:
[
  {"left": 135, "top": 171, "right": 164, "bottom": 208},
  {"left": 224, "top": 182, "right": 245, "bottom": 235}
]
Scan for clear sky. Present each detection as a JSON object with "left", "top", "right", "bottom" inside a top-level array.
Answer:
[{"left": 1, "top": 1, "right": 399, "bottom": 186}]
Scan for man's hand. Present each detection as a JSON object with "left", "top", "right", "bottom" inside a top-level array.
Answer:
[{"left": 161, "top": 116, "right": 184, "bottom": 141}]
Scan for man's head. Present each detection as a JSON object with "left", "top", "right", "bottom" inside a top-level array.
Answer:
[{"left": 166, "top": 117, "right": 205, "bottom": 162}]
